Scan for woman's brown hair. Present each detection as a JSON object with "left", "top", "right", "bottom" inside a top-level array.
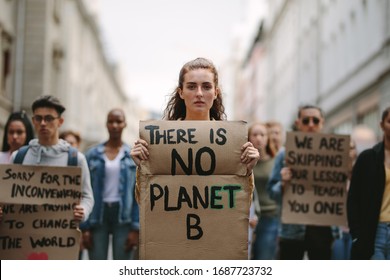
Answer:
[{"left": 163, "top": 58, "right": 226, "bottom": 120}]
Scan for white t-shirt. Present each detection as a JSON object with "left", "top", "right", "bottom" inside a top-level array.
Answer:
[{"left": 102, "top": 147, "right": 124, "bottom": 203}]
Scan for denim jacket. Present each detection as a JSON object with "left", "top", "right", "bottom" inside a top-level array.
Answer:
[
  {"left": 81, "top": 142, "right": 139, "bottom": 231},
  {"left": 267, "top": 148, "right": 338, "bottom": 240}
]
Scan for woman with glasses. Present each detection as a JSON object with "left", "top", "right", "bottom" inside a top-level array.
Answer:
[{"left": 0, "top": 111, "right": 34, "bottom": 163}]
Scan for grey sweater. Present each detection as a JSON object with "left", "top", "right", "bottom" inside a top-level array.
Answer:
[{"left": 11, "top": 139, "right": 94, "bottom": 222}]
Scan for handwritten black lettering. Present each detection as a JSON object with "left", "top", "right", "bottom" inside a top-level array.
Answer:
[
  {"left": 171, "top": 148, "right": 193, "bottom": 175},
  {"left": 312, "top": 170, "right": 347, "bottom": 183},
  {"left": 287, "top": 152, "right": 343, "bottom": 167},
  {"left": 2, "top": 168, "right": 34, "bottom": 181},
  {"left": 0, "top": 236, "right": 22, "bottom": 249},
  {"left": 195, "top": 147, "right": 216, "bottom": 176},
  {"left": 313, "top": 185, "right": 344, "bottom": 197},
  {"left": 18, "top": 204, "right": 39, "bottom": 214},
  {"left": 313, "top": 201, "right": 343, "bottom": 215},
  {"left": 288, "top": 200, "right": 309, "bottom": 213},
  {"left": 42, "top": 203, "right": 73, "bottom": 212},
  {"left": 40, "top": 172, "right": 60, "bottom": 186},
  {"left": 319, "top": 137, "right": 345, "bottom": 151},
  {"left": 294, "top": 136, "right": 313, "bottom": 149},
  {"left": 145, "top": 125, "right": 198, "bottom": 145},
  {"left": 29, "top": 236, "right": 76, "bottom": 248},
  {"left": 149, "top": 184, "right": 242, "bottom": 211},
  {"left": 186, "top": 214, "right": 203, "bottom": 240},
  {"left": 171, "top": 147, "right": 216, "bottom": 175},
  {"left": 291, "top": 184, "right": 305, "bottom": 195},
  {"left": 3, "top": 219, "right": 24, "bottom": 229},
  {"left": 2, "top": 204, "right": 15, "bottom": 214},
  {"left": 11, "top": 184, "right": 81, "bottom": 199},
  {"left": 215, "top": 128, "right": 227, "bottom": 145},
  {"left": 62, "top": 174, "right": 81, "bottom": 185},
  {"left": 32, "top": 219, "right": 78, "bottom": 229}
]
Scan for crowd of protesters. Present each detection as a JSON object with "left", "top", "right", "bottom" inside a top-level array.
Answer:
[{"left": 0, "top": 57, "right": 386, "bottom": 260}]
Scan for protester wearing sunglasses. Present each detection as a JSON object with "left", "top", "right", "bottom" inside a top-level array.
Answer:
[
  {"left": 301, "top": 116, "right": 321, "bottom": 126},
  {"left": 267, "top": 105, "right": 337, "bottom": 260}
]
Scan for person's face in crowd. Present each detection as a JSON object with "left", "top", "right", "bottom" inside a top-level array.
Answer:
[
  {"left": 7, "top": 120, "right": 27, "bottom": 152},
  {"left": 249, "top": 124, "right": 268, "bottom": 152},
  {"left": 269, "top": 124, "right": 282, "bottom": 150},
  {"left": 32, "top": 107, "right": 63, "bottom": 144},
  {"left": 381, "top": 111, "right": 390, "bottom": 141},
  {"left": 106, "top": 110, "right": 126, "bottom": 140},
  {"left": 179, "top": 69, "right": 218, "bottom": 120},
  {"left": 64, "top": 134, "right": 80, "bottom": 148},
  {"left": 295, "top": 108, "right": 324, "bottom": 133}
]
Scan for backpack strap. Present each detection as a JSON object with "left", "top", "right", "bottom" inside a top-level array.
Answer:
[
  {"left": 67, "top": 147, "right": 78, "bottom": 166},
  {"left": 14, "top": 145, "right": 78, "bottom": 166},
  {"left": 14, "top": 145, "right": 30, "bottom": 164}
]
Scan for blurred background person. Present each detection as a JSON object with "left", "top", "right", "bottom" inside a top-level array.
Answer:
[
  {"left": 82, "top": 108, "right": 139, "bottom": 260},
  {"left": 248, "top": 193, "right": 259, "bottom": 259},
  {"left": 249, "top": 121, "right": 279, "bottom": 259},
  {"left": 60, "top": 129, "right": 84, "bottom": 259},
  {"left": 335, "top": 124, "right": 376, "bottom": 259},
  {"left": 332, "top": 139, "right": 358, "bottom": 260},
  {"left": 351, "top": 124, "right": 377, "bottom": 155},
  {"left": 348, "top": 107, "right": 390, "bottom": 259},
  {"left": 60, "top": 130, "right": 81, "bottom": 149},
  {"left": 266, "top": 121, "right": 284, "bottom": 153},
  {"left": 0, "top": 111, "right": 34, "bottom": 163},
  {"left": 267, "top": 105, "right": 336, "bottom": 260}
]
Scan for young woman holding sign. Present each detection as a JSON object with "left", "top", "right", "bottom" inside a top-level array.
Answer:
[
  {"left": 130, "top": 58, "right": 259, "bottom": 259},
  {"left": 131, "top": 57, "right": 259, "bottom": 175}
]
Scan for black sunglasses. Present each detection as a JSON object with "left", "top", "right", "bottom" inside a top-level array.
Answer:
[{"left": 302, "top": 117, "right": 320, "bottom": 125}]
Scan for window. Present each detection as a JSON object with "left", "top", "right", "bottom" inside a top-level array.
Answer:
[{"left": 0, "top": 31, "right": 12, "bottom": 96}]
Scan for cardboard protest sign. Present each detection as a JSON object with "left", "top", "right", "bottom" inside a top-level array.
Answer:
[
  {"left": 282, "top": 132, "right": 350, "bottom": 226},
  {"left": 138, "top": 121, "right": 251, "bottom": 260},
  {"left": 139, "top": 121, "right": 247, "bottom": 176},
  {"left": 0, "top": 165, "right": 82, "bottom": 260}
]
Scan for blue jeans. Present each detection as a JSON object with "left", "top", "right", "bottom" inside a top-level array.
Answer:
[
  {"left": 371, "top": 222, "right": 390, "bottom": 260},
  {"left": 332, "top": 232, "right": 352, "bottom": 260},
  {"left": 88, "top": 202, "right": 134, "bottom": 260},
  {"left": 252, "top": 215, "right": 279, "bottom": 260}
]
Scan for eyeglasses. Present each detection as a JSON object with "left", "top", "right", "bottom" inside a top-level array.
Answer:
[
  {"left": 32, "top": 115, "right": 60, "bottom": 123},
  {"left": 301, "top": 117, "right": 321, "bottom": 125}
]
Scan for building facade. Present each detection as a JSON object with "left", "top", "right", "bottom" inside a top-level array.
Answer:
[
  {"left": 0, "top": 0, "right": 140, "bottom": 150},
  {"left": 236, "top": 0, "right": 390, "bottom": 137}
]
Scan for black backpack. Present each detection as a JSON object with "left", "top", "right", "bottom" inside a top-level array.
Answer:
[{"left": 14, "top": 145, "right": 78, "bottom": 166}]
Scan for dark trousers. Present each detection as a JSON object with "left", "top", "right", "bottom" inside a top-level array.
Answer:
[{"left": 279, "top": 225, "right": 333, "bottom": 260}]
